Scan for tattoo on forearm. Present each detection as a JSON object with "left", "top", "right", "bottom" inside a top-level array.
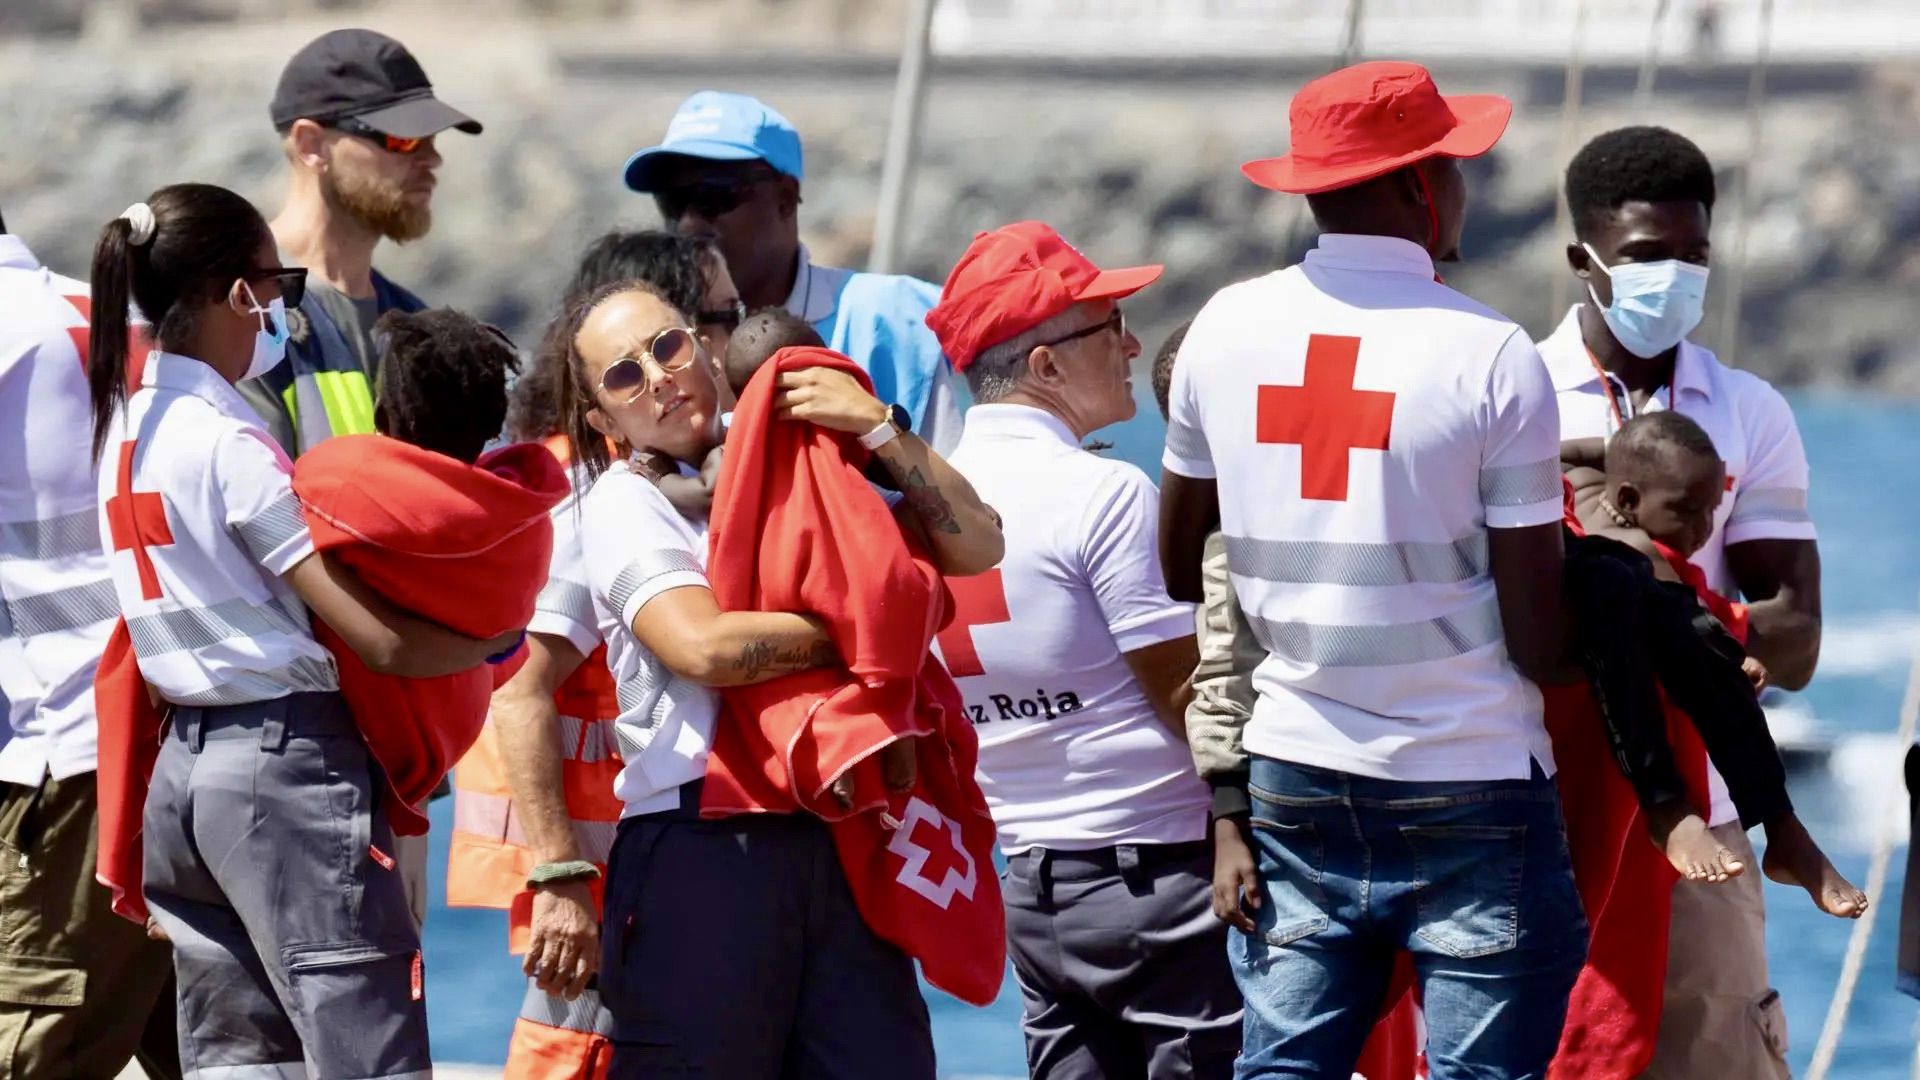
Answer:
[
  {"left": 901, "top": 467, "right": 962, "bottom": 535},
  {"left": 734, "top": 638, "right": 837, "bottom": 680}
]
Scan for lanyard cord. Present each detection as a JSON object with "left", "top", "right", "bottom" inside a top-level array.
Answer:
[{"left": 1586, "top": 348, "right": 1676, "bottom": 434}]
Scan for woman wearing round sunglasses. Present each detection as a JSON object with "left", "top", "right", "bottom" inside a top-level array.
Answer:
[{"left": 552, "top": 281, "right": 1000, "bottom": 1078}]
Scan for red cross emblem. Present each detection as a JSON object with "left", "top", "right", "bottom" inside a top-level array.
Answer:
[
  {"left": 62, "top": 295, "right": 152, "bottom": 385},
  {"left": 934, "top": 569, "right": 1010, "bottom": 678},
  {"left": 886, "top": 797, "right": 978, "bottom": 910},
  {"left": 1257, "top": 334, "right": 1395, "bottom": 502},
  {"left": 105, "top": 440, "right": 174, "bottom": 600}
]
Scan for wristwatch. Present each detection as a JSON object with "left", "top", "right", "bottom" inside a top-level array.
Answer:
[{"left": 858, "top": 403, "right": 911, "bottom": 451}]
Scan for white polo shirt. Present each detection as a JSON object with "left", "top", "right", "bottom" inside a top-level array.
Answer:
[
  {"left": 0, "top": 237, "right": 116, "bottom": 782},
  {"left": 942, "top": 404, "right": 1206, "bottom": 854},
  {"left": 1540, "top": 305, "right": 1818, "bottom": 826},
  {"left": 1164, "top": 233, "right": 1564, "bottom": 783},
  {"left": 527, "top": 467, "right": 602, "bottom": 658},
  {"left": 578, "top": 460, "right": 717, "bottom": 817},
  {"left": 99, "top": 351, "right": 338, "bottom": 706}
]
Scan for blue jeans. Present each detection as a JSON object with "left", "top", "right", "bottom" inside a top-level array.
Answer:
[{"left": 1232, "top": 756, "right": 1588, "bottom": 1080}]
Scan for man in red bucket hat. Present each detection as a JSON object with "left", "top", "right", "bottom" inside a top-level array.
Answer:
[{"left": 1157, "top": 61, "right": 1588, "bottom": 1079}]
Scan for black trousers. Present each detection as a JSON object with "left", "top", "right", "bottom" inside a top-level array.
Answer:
[{"left": 1565, "top": 531, "right": 1792, "bottom": 829}]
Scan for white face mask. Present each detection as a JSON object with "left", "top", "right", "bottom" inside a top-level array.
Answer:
[
  {"left": 1582, "top": 243, "right": 1710, "bottom": 359},
  {"left": 240, "top": 280, "right": 290, "bottom": 380}
]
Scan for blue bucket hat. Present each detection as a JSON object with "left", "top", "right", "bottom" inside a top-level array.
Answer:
[{"left": 623, "top": 92, "right": 804, "bottom": 192}]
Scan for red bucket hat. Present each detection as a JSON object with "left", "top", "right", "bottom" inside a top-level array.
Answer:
[
  {"left": 926, "top": 222, "right": 1162, "bottom": 372},
  {"left": 1242, "top": 61, "right": 1512, "bottom": 195}
]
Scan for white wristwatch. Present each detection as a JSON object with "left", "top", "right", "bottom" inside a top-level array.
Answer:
[{"left": 858, "top": 403, "right": 911, "bottom": 451}]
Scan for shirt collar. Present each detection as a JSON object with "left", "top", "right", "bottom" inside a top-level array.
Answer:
[
  {"left": 1542, "top": 304, "right": 1715, "bottom": 402},
  {"left": 1301, "top": 233, "right": 1437, "bottom": 277},
  {"left": 783, "top": 243, "right": 839, "bottom": 324},
  {"left": 147, "top": 351, "right": 270, "bottom": 426},
  {"left": 961, "top": 403, "right": 1080, "bottom": 448},
  {"left": 0, "top": 235, "right": 40, "bottom": 273}
]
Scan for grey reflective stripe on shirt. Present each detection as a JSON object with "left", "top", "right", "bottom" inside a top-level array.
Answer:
[
  {"left": 1728, "top": 486, "right": 1812, "bottom": 527},
  {"left": 557, "top": 713, "right": 620, "bottom": 764},
  {"left": 1226, "top": 533, "right": 1488, "bottom": 586},
  {"left": 534, "top": 579, "right": 595, "bottom": 628},
  {"left": 127, "top": 596, "right": 308, "bottom": 657},
  {"left": 166, "top": 655, "right": 338, "bottom": 706},
  {"left": 0, "top": 577, "right": 118, "bottom": 639},
  {"left": 614, "top": 661, "right": 667, "bottom": 716},
  {"left": 1163, "top": 421, "right": 1210, "bottom": 464},
  {"left": 234, "top": 492, "right": 307, "bottom": 565},
  {"left": 1479, "top": 459, "right": 1561, "bottom": 507},
  {"left": 1244, "top": 596, "right": 1504, "bottom": 667},
  {"left": 518, "top": 981, "right": 614, "bottom": 1035},
  {"left": 0, "top": 509, "right": 103, "bottom": 562},
  {"left": 605, "top": 550, "right": 705, "bottom": 617}
]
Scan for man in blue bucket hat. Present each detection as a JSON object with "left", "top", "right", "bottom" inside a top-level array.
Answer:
[{"left": 624, "top": 91, "right": 964, "bottom": 454}]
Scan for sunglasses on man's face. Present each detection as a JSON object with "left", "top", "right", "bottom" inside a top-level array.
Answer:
[
  {"left": 653, "top": 173, "right": 776, "bottom": 222},
  {"left": 697, "top": 299, "right": 748, "bottom": 334},
  {"left": 244, "top": 267, "right": 308, "bottom": 310},
  {"left": 1036, "top": 308, "right": 1127, "bottom": 351},
  {"left": 597, "top": 326, "right": 703, "bottom": 403},
  {"left": 332, "top": 116, "right": 428, "bottom": 155}
]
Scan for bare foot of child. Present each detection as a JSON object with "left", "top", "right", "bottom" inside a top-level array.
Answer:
[
  {"left": 880, "top": 739, "right": 918, "bottom": 793},
  {"left": 1647, "top": 800, "right": 1745, "bottom": 883},
  {"left": 1762, "top": 814, "right": 1868, "bottom": 918}
]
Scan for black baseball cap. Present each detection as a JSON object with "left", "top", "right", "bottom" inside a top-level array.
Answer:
[{"left": 270, "top": 29, "right": 481, "bottom": 138}]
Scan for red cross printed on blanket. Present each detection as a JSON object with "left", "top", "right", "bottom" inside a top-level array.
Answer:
[
  {"left": 106, "top": 440, "right": 173, "bottom": 600},
  {"left": 887, "top": 797, "right": 978, "bottom": 910},
  {"left": 934, "top": 568, "right": 1010, "bottom": 678},
  {"left": 1257, "top": 334, "right": 1395, "bottom": 502}
]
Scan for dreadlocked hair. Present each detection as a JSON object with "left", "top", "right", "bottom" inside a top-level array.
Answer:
[
  {"left": 372, "top": 308, "right": 521, "bottom": 464},
  {"left": 551, "top": 278, "right": 677, "bottom": 480}
]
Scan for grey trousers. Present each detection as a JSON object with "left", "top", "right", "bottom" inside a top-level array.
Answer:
[
  {"left": 598, "top": 786, "right": 934, "bottom": 1080},
  {"left": 1004, "top": 841, "right": 1243, "bottom": 1080},
  {"left": 143, "top": 691, "right": 429, "bottom": 1079}
]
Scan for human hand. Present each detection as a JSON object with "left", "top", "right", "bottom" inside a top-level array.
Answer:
[
  {"left": 1211, "top": 816, "right": 1263, "bottom": 933},
  {"left": 146, "top": 916, "right": 169, "bottom": 942},
  {"left": 1742, "top": 656, "right": 1769, "bottom": 695},
  {"left": 523, "top": 879, "right": 599, "bottom": 1000},
  {"left": 773, "top": 367, "right": 889, "bottom": 435}
]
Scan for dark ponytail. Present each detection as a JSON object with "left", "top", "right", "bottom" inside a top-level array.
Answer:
[{"left": 87, "top": 183, "right": 271, "bottom": 462}]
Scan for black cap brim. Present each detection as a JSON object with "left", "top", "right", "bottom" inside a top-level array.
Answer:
[{"left": 354, "top": 95, "right": 482, "bottom": 139}]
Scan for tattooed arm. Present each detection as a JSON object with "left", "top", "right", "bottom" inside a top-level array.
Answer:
[
  {"left": 630, "top": 585, "right": 839, "bottom": 687},
  {"left": 774, "top": 365, "right": 1004, "bottom": 576}
]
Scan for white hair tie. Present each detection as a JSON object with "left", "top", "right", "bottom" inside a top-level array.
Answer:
[{"left": 120, "top": 203, "right": 157, "bottom": 247}]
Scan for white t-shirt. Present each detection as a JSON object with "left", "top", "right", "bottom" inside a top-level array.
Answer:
[
  {"left": 1163, "top": 233, "right": 1563, "bottom": 783},
  {"left": 99, "top": 352, "right": 337, "bottom": 706},
  {"left": 942, "top": 404, "right": 1206, "bottom": 854},
  {"left": 527, "top": 465, "right": 601, "bottom": 658},
  {"left": 1540, "top": 305, "right": 1818, "bottom": 826},
  {"left": 0, "top": 236, "right": 116, "bottom": 781},
  {"left": 578, "top": 460, "right": 717, "bottom": 817}
]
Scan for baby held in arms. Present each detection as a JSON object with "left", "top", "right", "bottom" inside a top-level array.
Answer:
[{"left": 1577, "top": 413, "right": 1865, "bottom": 918}]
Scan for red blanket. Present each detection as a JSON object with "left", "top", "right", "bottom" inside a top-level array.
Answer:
[
  {"left": 96, "top": 436, "right": 565, "bottom": 922},
  {"left": 701, "top": 346, "right": 1006, "bottom": 1006},
  {"left": 1546, "top": 491, "right": 1741, "bottom": 1080}
]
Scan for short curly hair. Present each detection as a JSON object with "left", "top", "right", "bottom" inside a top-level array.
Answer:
[
  {"left": 1150, "top": 318, "right": 1194, "bottom": 421},
  {"left": 373, "top": 308, "right": 521, "bottom": 464},
  {"left": 1565, "top": 126, "right": 1716, "bottom": 240}
]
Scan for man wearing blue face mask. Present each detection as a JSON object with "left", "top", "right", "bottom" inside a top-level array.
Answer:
[{"left": 1539, "top": 125, "right": 1818, "bottom": 1080}]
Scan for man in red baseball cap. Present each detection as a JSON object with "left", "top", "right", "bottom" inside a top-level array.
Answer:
[
  {"left": 1158, "top": 62, "right": 1587, "bottom": 1079},
  {"left": 926, "top": 223, "right": 1244, "bottom": 1078}
]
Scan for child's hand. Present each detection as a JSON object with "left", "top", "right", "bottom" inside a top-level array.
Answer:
[
  {"left": 1742, "top": 656, "right": 1769, "bottom": 695},
  {"left": 701, "top": 445, "right": 725, "bottom": 486}
]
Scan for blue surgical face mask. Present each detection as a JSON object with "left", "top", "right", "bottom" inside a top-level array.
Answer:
[
  {"left": 1583, "top": 243, "right": 1710, "bottom": 359},
  {"left": 240, "top": 280, "right": 289, "bottom": 380}
]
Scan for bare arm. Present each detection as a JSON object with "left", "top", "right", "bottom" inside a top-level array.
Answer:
[
  {"left": 1725, "top": 538, "right": 1822, "bottom": 691},
  {"left": 1158, "top": 472, "right": 1220, "bottom": 604},
  {"left": 1487, "top": 522, "right": 1580, "bottom": 685},
  {"left": 1560, "top": 437, "right": 1607, "bottom": 471},
  {"left": 283, "top": 551, "right": 520, "bottom": 678},
  {"left": 629, "top": 584, "right": 838, "bottom": 687},
  {"left": 490, "top": 633, "right": 589, "bottom": 864},
  {"left": 1122, "top": 635, "right": 1200, "bottom": 741}
]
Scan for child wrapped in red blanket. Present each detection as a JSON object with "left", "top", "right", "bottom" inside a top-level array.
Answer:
[
  {"left": 97, "top": 310, "right": 566, "bottom": 921},
  {"left": 701, "top": 344, "right": 1006, "bottom": 1007}
]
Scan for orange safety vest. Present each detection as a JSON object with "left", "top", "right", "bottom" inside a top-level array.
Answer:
[{"left": 446, "top": 435, "right": 624, "bottom": 1079}]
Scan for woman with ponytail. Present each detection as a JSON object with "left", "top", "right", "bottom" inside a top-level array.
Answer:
[{"left": 87, "top": 183, "right": 519, "bottom": 1079}]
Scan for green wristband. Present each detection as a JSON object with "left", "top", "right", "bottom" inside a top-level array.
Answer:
[{"left": 527, "top": 860, "right": 600, "bottom": 887}]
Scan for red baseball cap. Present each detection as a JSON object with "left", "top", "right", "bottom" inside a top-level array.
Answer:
[
  {"left": 926, "top": 221, "right": 1162, "bottom": 372},
  {"left": 1241, "top": 61, "right": 1511, "bottom": 195}
]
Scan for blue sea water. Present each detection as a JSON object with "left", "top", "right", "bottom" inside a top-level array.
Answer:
[{"left": 423, "top": 389, "right": 1920, "bottom": 1077}]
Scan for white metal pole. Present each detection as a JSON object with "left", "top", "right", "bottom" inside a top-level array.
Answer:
[{"left": 870, "top": 0, "right": 939, "bottom": 276}]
